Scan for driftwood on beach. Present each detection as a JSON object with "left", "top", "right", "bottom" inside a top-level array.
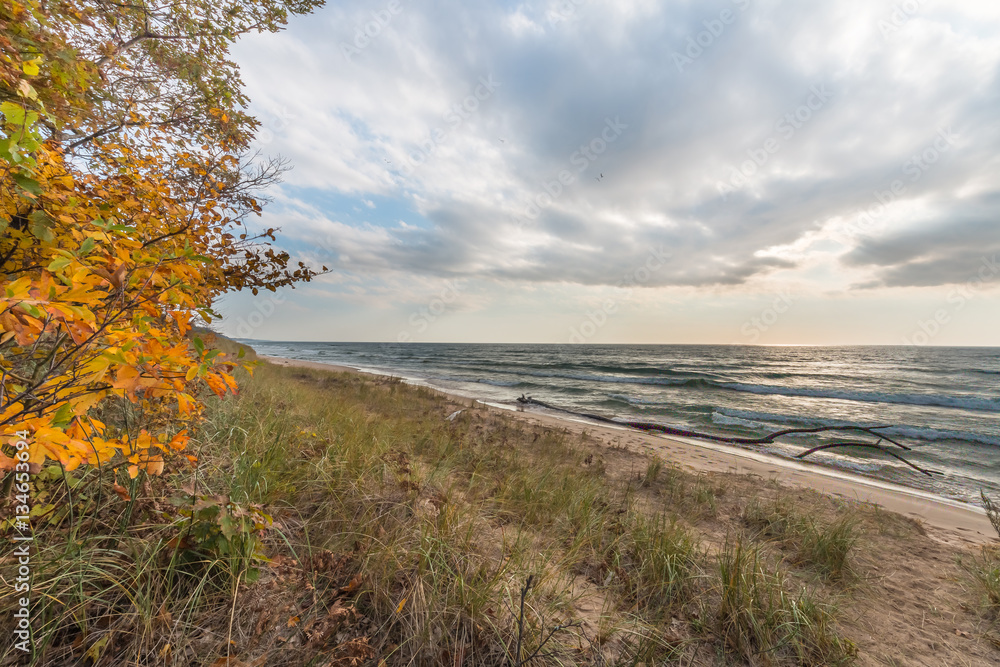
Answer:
[{"left": 514, "top": 394, "right": 941, "bottom": 477}]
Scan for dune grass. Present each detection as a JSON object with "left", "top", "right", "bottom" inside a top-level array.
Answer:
[
  {"left": 742, "top": 495, "right": 859, "bottom": 581},
  {"left": 0, "top": 349, "right": 868, "bottom": 666},
  {"left": 716, "top": 535, "right": 856, "bottom": 665},
  {"left": 962, "top": 545, "right": 1000, "bottom": 629}
]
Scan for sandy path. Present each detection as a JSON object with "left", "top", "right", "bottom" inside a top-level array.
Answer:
[{"left": 260, "top": 355, "right": 995, "bottom": 547}]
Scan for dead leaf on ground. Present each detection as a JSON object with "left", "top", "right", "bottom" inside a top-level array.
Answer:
[
  {"left": 338, "top": 573, "right": 363, "bottom": 596},
  {"left": 325, "top": 637, "right": 377, "bottom": 667}
]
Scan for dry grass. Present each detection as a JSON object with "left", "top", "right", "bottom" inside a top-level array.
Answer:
[
  {"left": 2, "top": 346, "right": 998, "bottom": 665},
  {"left": 963, "top": 545, "right": 1000, "bottom": 624}
]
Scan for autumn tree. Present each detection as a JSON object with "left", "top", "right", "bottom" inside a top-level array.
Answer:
[{"left": 0, "top": 0, "right": 325, "bottom": 480}]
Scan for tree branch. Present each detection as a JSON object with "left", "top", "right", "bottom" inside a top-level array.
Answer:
[{"left": 514, "top": 395, "right": 940, "bottom": 477}]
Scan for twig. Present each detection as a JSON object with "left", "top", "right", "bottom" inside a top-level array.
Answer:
[
  {"left": 513, "top": 574, "right": 534, "bottom": 666},
  {"left": 226, "top": 568, "right": 244, "bottom": 661},
  {"left": 510, "top": 574, "right": 582, "bottom": 666}
]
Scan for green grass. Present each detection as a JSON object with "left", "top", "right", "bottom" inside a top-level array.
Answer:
[
  {"left": 717, "top": 536, "right": 856, "bottom": 665},
  {"left": 798, "top": 516, "right": 859, "bottom": 581},
  {"left": 641, "top": 459, "right": 662, "bottom": 487},
  {"left": 962, "top": 545, "right": 1000, "bottom": 625},
  {"left": 983, "top": 490, "right": 1000, "bottom": 541},
  {"left": 743, "top": 495, "right": 860, "bottom": 581}
]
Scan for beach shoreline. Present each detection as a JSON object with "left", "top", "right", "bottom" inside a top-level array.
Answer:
[{"left": 260, "top": 354, "right": 995, "bottom": 547}]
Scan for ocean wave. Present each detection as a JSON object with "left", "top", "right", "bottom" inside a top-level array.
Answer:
[
  {"left": 711, "top": 411, "right": 762, "bottom": 428},
  {"left": 425, "top": 374, "right": 527, "bottom": 388},
  {"left": 714, "top": 408, "right": 1000, "bottom": 447},
  {"left": 475, "top": 378, "right": 523, "bottom": 387},
  {"left": 429, "top": 366, "right": 998, "bottom": 414},
  {"left": 823, "top": 459, "right": 885, "bottom": 474},
  {"left": 512, "top": 370, "right": 724, "bottom": 387},
  {"left": 607, "top": 393, "right": 667, "bottom": 406},
  {"left": 879, "top": 426, "right": 1000, "bottom": 448},
  {"left": 714, "top": 381, "right": 1000, "bottom": 413},
  {"left": 547, "top": 371, "right": 1000, "bottom": 413}
]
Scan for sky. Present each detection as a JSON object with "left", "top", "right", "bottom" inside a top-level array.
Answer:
[{"left": 218, "top": 0, "right": 1000, "bottom": 346}]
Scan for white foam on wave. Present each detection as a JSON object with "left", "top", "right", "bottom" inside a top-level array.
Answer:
[
  {"left": 718, "top": 381, "right": 1000, "bottom": 413},
  {"left": 711, "top": 411, "right": 762, "bottom": 428},
  {"left": 715, "top": 408, "right": 1000, "bottom": 447}
]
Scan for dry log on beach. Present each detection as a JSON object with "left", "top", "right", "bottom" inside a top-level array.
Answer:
[{"left": 515, "top": 394, "right": 940, "bottom": 477}]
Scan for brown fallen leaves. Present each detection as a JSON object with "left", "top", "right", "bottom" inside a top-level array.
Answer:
[{"left": 235, "top": 549, "right": 377, "bottom": 664}]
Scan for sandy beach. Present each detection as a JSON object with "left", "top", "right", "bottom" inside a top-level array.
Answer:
[{"left": 260, "top": 354, "right": 995, "bottom": 548}]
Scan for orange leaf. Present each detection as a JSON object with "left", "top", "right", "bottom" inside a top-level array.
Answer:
[{"left": 140, "top": 452, "right": 164, "bottom": 476}]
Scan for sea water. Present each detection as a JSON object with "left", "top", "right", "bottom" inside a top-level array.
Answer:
[{"left": 245, "top": 342, "right": 1000, "bottom": 505}]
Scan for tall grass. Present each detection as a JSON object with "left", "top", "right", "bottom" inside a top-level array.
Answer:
[
  {"left": 717, "top": 536, "right": 856, "bottom": 665},
  {"left": 963, "top": 545, "right": 1000, "bottom": 624},
  {"left": 1, "top": 355, "right": 862, "bottom": 665},
  {"left": 743, "top": 495, "right": 859, "bottom": 580},
  {"left": 982, "top": 490, "right": 1000, "bottom": 541}
]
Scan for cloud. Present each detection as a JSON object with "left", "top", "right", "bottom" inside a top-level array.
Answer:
[
  {"left": 232, "top": 0, "right": 1000, "bottom": 301},
  {"left": 841, "top": 192, "right": 1000, "bottom": 288}
]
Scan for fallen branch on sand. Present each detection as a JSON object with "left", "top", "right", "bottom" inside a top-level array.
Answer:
[{"left": 515, "top": 394, "right": 940, "bottom": 477}]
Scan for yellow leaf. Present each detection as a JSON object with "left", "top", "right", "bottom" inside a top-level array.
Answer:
[
  {"left": 22, "top": 58, "right": 41, "bottom": 76},
  {"left": 396, "top": 597, "right": 407, "bottom": 614},
  {"left": 84, "top": 635, "right": 108, "bottom": 662}
]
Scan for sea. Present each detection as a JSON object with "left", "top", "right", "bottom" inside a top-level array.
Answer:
[{"left": 244, "top": 342, "right": 1000, "bottom": 506}]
